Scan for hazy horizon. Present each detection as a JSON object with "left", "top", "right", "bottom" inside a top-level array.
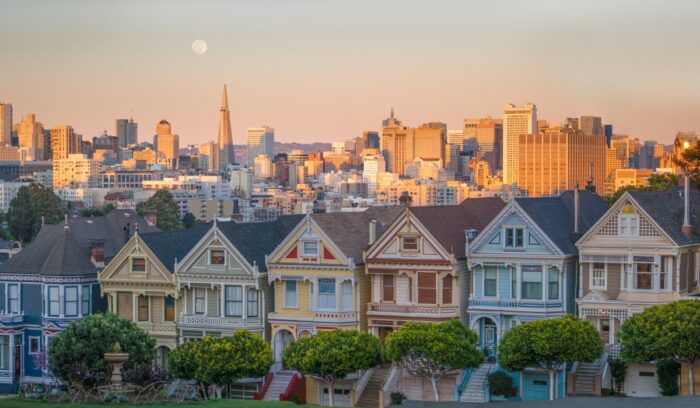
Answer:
[{"left": 2, "top": 0, "right": 699, "bottom": 145}]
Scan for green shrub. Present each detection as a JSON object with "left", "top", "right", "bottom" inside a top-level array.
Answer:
[
  {"left": 488, "top": 371, "right": 516, "bottom": 397},
  {"left": 390, "top": 391, "right": 406, "bottom": 405},
  {"left": 608, "top": 358, "right": 627, "bottom": 394},
  {"left": 656, "top": 359, "right": 680, "bottom": 396}
]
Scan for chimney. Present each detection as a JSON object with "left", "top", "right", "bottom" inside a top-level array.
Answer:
[
  {"left": 683, "top": 174, "right": 692, "bottom": 237},
  {"left": 90, "top": 238, "right": 105, "bottom": 265},
  {"left": 144, "top": 209, "right": 157, "bottom": 227},
  {"left": 369, "top": 219, "right": 377, "bottom": 245}
]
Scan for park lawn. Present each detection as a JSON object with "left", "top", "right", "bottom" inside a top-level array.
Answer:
[{"left": 0, "top": 398, "right": 304, "bottom": 408}]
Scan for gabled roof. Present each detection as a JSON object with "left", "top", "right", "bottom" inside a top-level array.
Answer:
[
  {"left": 139, "top": 223, "right": 210, "bottom": 273},
  {"left": 515, "top": 190, "right": 608, "bottom": 254},
  {"left": 0, "top": 224, "right": 97, "bottom": 277},
  {"left": 217, "top": 215, "right": 305, "bottom": 272},
  {"left": 409, "top": 197, "right": 507, "bottom": 258},
  {"left": 626, "top": 187, "right": 700, "bottom": 246},
  {"left": 311, "top": 207, "right": 404, "bottom": 262}
]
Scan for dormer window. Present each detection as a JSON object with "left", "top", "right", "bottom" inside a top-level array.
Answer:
[
  {"left": 618, "top": 205, "right": 639, "bottom": 237},
  {"left": 505, "top": 228, "right": 524, "bottom": 248},
  {"left": 401, "top": 236, "right": 419, "bottom": 252},
  {"left": 210, "top": 249, "right": 225, "bottom": 265},
  {"left": 302, "top": 241, "right": 319, "bottom": 257},
  {"left": 132, "top": 258, "right": 146, "bottom": 272}
]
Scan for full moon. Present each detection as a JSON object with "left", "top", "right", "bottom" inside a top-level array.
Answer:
[{"left": 192, "top": 39, "right": 207, "bottom": 55}]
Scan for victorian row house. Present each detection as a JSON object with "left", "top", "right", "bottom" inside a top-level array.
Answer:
[
  {"left": 576, "top": 186, "right": 700, "bottom": 397},
  {"left": 0, "top": 210, "right": 154, "bottom": 393}
]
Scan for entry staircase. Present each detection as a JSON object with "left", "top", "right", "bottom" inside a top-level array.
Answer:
[
  {"left": 460, "top": 363, "right": 494, "bottom": 403},
  {"left": 356, "top": 365, "right": 392, "bottom": 408},
  {"left": 263, "top": 370, "right": 295, "bottom": 400}
]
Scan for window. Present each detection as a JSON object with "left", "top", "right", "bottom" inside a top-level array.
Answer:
[
  {"left": 318, "top": 278, "right": 336, "bottom": 310},
  {"left": 511, "top": 268, "right": 516, "bottom": 298},
  {"left": 619, "top": 206, "right": 639, "bottom": 237},
  {"left": 164, "top": 296, "right": 175, "bottom": 321},
  {"left": 382, "top": 275, "right": 394, "bottom": 302},
  {"left": 225, "top": 286, "right": 243, "bottom": 317},
  {"left": 48, "top": 286, "right": 60, "bottom": 316},
  {"left": 548, "top": 269, "right": 559, "bottom": 300},
  {"left": 505, "top": 228, "right": 524, "bottom": 248},
  {"left": 284, "top": 281, "right": 298, "bottom": 308},
  {"left": 210, "top": 249, "right": 225, "bottom": 265},
  {"left": 417, "top": 272, "right": 436, "bottom": 304},
  {"left": 591, "top": 263, "right": 606, "bottom": 289},
  {"left": 660, "top": 256, "right": 670, "bottom": 290},
  {"left": 29, "top": 337, "right": 40, "bottom": 355},
  {"left": 247, "top": 289, "right": 259, "bottom": 317},
  {"left": 633, "top": 258, "right": 653, "bottom": 290},
  {"left": 442, "top": 275, "right": 453, "bottom": 304},
  {"left": 401, "top": 236, "right": 418, "bottom": 251},
  {"left": 0, "top": 335, "right": 8, "bottom": 370},
  {"left": 522, "top": 266, "right": 542, "bottom": 300},
  {"left": 81, "top": 285, "right": 90, "bottom": 315},
  {"left": 138, "top": 295, "right": 149, "bottom": 321},
  {"left": 132, "top": 257, "right": 146, "bottom": 272},
  {"left": 194, "top": 288, "right": 206, "bottom": 314},
  {"left": 65, "top": 287, "right": 78, "bottom": 316},
  {"left": 302, "top": 241, "right": 319, "bottom": 257},
  {"left": 484, "top": 268, "right": 497, "bottom": 297},
  {"left": 340, "top": 281, "right": 353, "bottom": 310},
  {"left": 7, "top": 284, "right": 19, "bottom": 314}
]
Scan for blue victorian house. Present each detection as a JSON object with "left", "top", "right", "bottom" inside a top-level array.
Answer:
[{"left": 460, "top": 190, "right": 607, "bottom": 402}]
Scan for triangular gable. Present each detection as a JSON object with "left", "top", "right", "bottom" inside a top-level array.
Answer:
[
  {"left": 174, "top": 224, "right": 256, "bottom": 277},
  {"left": 577, "top": 193, "right": 672, "bottom": 247},
  {"left": 267, "top": 215, "right": 348, "bottom": 267},
  {"left": 365, "top": 210, "right": 452, "bottom": 262},
  {"left": 99, "top": 233, "right": 173, "bottom": 284},
  {"left": 469, "top": 201, "right": 563, "bottom": 256}
]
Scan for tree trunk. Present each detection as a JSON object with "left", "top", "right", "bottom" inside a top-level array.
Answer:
[
  {"left": 549, "top": 369, "right": 556, "bottom": 401},
  {"left": 215, "top": 385, "right": 223, "bottom": 399},
  {"left": 690, "top": 360, "right": 695, "bottom": 396},
  {"left": 328, "top": 380, "right": 335, "bottom": 407},
  {"left": 430, "top": 376, "right": 440, "bottom": 401}
]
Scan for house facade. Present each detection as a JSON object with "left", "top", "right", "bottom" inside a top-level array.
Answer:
[
  {"left": 576, "top": 187, "right": 700, "bottom": 397},
  {"left": 467, "top": 190, "right": 607, "bottom": 401},
  {"left": 266, "top": 208, "right": 402, "bottom": 406}
]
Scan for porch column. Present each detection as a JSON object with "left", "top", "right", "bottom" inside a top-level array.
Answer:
[
  {"left": 220, "top": 284, "right": 225, "bottom": 317},
  {"left": 610, "top": 318, "right": 616, "bottom": 345}
]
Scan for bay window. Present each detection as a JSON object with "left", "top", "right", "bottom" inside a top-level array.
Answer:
[
  {"left": 548, "top": 268, "right": 559, "bottom": 300},
  {"left": 660, "top": 256, "right": 670, "bottom": 290},
  {"left": 633, "top": 256, "right": 654, "bottom": 290},
  {"left": 442, "top": 275, "right": 453, "bottom": 304},
  {"left": 0, "top": 335, "right": 9, "bottom": 370},
  {"left": 484, "top": 268, "right": 497, "bottom": 297},
  {"left": 225, "top": 286, "right": 243, "bottom": 317},
  {"left": 137, "top": 295, "right": 149, "bottom": 321},
  {"left": 7, "top": 284, "right": 18, "bottom": 314},
  {"left": 81, "top": 285, "right": 91, "bottom": 315},
  {"left": 247, "top": 288, "right": 259, "bottom": 317},
  {"left": 318, "top": 278, "right": 336, "bottom": 310},
  {"left": 284, "top": 281, "right": 298, "bottom": 308},
  {"left": 48, "top": 286, "right": 60, "bottom": 316},
  {"left": 65, "top": 286, "right": 78, "bottom": 317},
  {"left": 521, "top": 266, "right": 542, "bottom": 300},
  {"left": 417, "top": 272, "right": 436, "bottom": 304},
  {"left": 591, "top": 263, "right": 606, "bottom": 289},
  {"left": 382, "top": 275, "right": 394, "bottom": 302},
  {"left": 164, "top": 296, "right": 175, "bottom": 321},
  {"left": 194, "top": 288, "right": 206, "bottom": 314},
  {"left": 340, "top": 281, "right": 353, "bottom": 311}
]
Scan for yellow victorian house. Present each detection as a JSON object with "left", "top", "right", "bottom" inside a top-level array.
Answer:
[{"left": 264, "top": 207, "right": 402, "bottom": 405}]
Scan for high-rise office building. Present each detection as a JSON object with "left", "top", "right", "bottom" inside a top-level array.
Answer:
[
  {"left": 475, "top": 117, "right": 503, "bottom": 171},
  {"left": 154, "top": 119, "right": 179, "bottom": 167},
  {"left": 447, "top": 129, "right": 465, "bottom": 146},
  {"left": 381, "top": 114, "right": 446, "bottom": 175},
  {"left": 579, "top": 116, "right": 604, "bottom": 137},
  {"left": 18, "top": 114, "right": 44, "bottom": 160},
  {"left": 199, "top": 141, "right": 220, "bottom": 173},
  {"left": 50, "top": 125, "right": 81, "bottom": 160},
  {"left": 116, "top": 118, "right": 138, "bottom": 147},
  {"left": 218, "top": 85, "right": 234, "bottom": 170},
  {"left": 639, "top": 140, "right": 664, "bottom": 170},
  {"left": 503, "top": 103, "right": 537, "bottom": 185},
  {"left": 53, "top": 153, "right": 101, "bottom": 189},
  {"left": 360, "top": 131, "right": 380, "bottom": 151},
  {"left": 0, "top": 103, "right": 12, "bottom": 146},
  {"left": 247, "top": 126, "right": 274, "bottom": 166},
  {"left": 253, "top": 154, "right": 273, "bottom": 179},
  {"left": 517, "top": 127, "right": 606, "bottom": 197}
]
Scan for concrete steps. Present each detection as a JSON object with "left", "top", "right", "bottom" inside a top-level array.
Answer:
[
  {"left": 460, "top": 363, "right": 493, "bottom": 403},
  {"left": 572, "top": 362, "right": 600, "bottom": 396},
  {"left": 263, "top": 371, "right": 295, "bottom": 401},
  {"left": 356, "top": 365, "right": 392, "bottom": 408}
]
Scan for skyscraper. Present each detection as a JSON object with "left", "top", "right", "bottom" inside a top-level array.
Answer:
[
  {"left": 116, "top": 118, "right": 138, "bottom": 147},
  {"left": 381, "top": 112, "right": 446, "bottom": 175},
  {"left": 218, "top": 85, "right": 234, "bottom": 170},
  {"left": 50, "top": 125, "right": 81, "bottom": 160},
  {"left": 503, "top": 103, "right": 537, "bottom": 185},
  {"left": 154, "top": 119, "right": 179, "bottom": 167},
  {"left": 18, "top": 114, "right": 44, "bottom": 160},
  {"left": 0, "top": 103, "right": 12, "bottom": 146},
  {"left": 247, "top": 126, "right": 274, "bottom": 166},
  {"left": 475, "top": 117, "right": 503, "bottom": 172},
  {"left": 579, "top": 116, "right": 604, "bottom": 137},
  {"left": 199, "top": 141, "right": 220, "bottom": 173}
]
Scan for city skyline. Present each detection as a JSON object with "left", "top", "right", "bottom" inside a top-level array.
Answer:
[{"left": 2, "top": 0, "right": 699, "bottom": 145}]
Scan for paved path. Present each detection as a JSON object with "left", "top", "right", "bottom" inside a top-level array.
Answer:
[{"left": 399, "top": 396, "right": 700, "bottom": 408}]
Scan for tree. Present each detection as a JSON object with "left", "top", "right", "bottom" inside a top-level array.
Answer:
[
  {"left": 620, "top": 300, "right": 700, "bottom": 396},
  {"left": 497, "top": 315, "right": 603, "bottom": 400},
  {"left": 48, "top": 313, "right": 155, "bottom": 384},
  {"left": 604, "top": 173, "right": 679, "bottom": 206},
  {"left": 384, "top": 320, "right": 483, "bottom": 401},
  {"left": 182, "top": 212, "right": 196, "bottom": 229},
  {"left": 137, "top": 189, "right": 182, "bottom": 230},
  {"left": 7, "top": 182, "right": 63, "bottom": 242},
  {"left": 676, "top": 140, "right": 700, "bottom": 190},
  {"left": 284, "top": 329, "right": 382, "bottom": 406},
  {"left": 170, "top": 331, "right": 273, "bottom": 399}
]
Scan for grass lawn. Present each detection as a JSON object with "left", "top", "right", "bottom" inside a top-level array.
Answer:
[{"left": 0, "top": 398, "right": 304, "bottom": 408}]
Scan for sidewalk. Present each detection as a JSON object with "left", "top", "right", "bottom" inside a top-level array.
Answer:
[{"left": 399, "top": 396, "right": 700, "bottom": 408}]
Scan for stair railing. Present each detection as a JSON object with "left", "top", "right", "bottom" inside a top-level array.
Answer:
[
  {"left": 353, "top": 367, "right": 375, "bottom": 406},
  {"left": 482, "top": 363, "right": 494, "bottom": 402},
  {"left": 454, "top": 368, "right": 472, "bottom": 401},
  {"left": 280, "top": 372, "right": 306, "bottom": 404},
  {"left": 379, "top": 365, "right": 400, "bottom": 408},
  {"left": 253, "top": 372, "right": 274, "bottom": 400}
]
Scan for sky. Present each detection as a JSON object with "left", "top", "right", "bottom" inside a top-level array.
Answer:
[{"left": 1, "top": 0, "right": 699, "bottom": 145}]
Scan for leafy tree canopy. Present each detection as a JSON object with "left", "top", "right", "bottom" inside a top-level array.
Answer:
[
  {"left": 7, "top": 182, "right": 63, "bottom": 242},
  {"left": 182, "top": 212, "right": 196, "bottom": 229},
  {"left": 284, "top": 329, "right": 382, "bottom": 406},
  {"left": 384, "top": 320, "right": 482, "bottom": 401},
  {"left": 137, "top": 189, "right": 182, "bottom": 231},
  {"left": 48, "top": 313, "right": 155, "bottom": 383},
  {"left": 604, "top": 173, "right": 679, "bottom": 206}
]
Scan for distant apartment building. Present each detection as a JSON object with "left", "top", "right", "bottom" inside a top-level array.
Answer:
[
  {"left": 517, "top": 128, "right": 606, "bottom": 197},
  {"left": 116, "top": 118, "right": 138, "bottom": 147},
  {"left": 476, "top": 117, "right": 503, "bottom": 171},
  {"left": 247, "top": 126, "right": 274, "bottom": 166},
  {"left": 253, "top": 154, "right": 273, "bottom": 179},
  {"left": 611, "top": 134, "right": 641, "bottom": 169},
  {"left": 17, "top": 114, "right": 44, "bottom": 160},
  {"left": 154, "top": 119, "right": 179, "bottom": 167},
  {"left": 230, "top": 167, "right": 253, "bottom": 198},
  {"left": 503, "top": 103, "right": 537, "bottom": 185},
  {"left": 578, "top": 115, "right": 604, "bottom": 136},
  {"left": 0, "top": 181, "right": 29, "bottom": 211},
  {"left": 404, "top": 158, "right": 448, "bottom": 181},
  {"left": 0, "top": 103, "right": 11, "bottom": 146},
  {"left": 142, "top": 175, "right": 231, "bottom": 200},
  {"left": 50, "top": 125, "right": 82, "bottom": 160},
  {"left": 614, "top": 168, "right": 654, "bottom": 191},
  {"left": 98, "top": 170, "right": 160, "bottom": 189},
  {"left": 198, "top": 141, "right": 220, "bottom": 173},
  {"left": 52, "top": 153, "right": 102, "bottom": 189},
  {"left": 381, "top": 117, "right": 446, "bottom": 175},
  {"left": 187, "top": 198, "right": 237, "bottom": 221}
]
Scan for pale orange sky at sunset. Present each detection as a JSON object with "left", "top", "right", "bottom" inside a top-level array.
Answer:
[{"left": 2, "top": 0, "right": 699, "bottom": 145}]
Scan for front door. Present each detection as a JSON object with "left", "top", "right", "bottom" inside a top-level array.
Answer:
[
  {"left": 600, "top": 318, "right": 610, "bottom": 344},
  {"left": 484, "top": 323, "right": 497, "bottom": 360},
  {"left": 14, "top": 344, "right": 21, "bottom": 381}
]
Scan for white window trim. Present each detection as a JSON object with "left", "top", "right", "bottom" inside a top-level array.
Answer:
[
  {"left": 47, "top": 285, "right": 61, "bottom": 317},
  {"left": 6, "top": 283, "right": 19, "bottom": 314},
  {"left": 317, "top": 278, "right": 337, "bottom": 311},
  {"left": 64, "top": 285, "right": 79, "bottom": 317},
  {"left": 340, "top": 280, "right": 353, "bottom": 311},
  {"left": 208, "top": 248, "right": 227, "bottom": 266},
  {"left": 503, "top": 225, "right": 526, "bottom": 250},
  {"left": 590, "top": 263, "right": 607, "bottom": 290},
  {"left": 224, "top": 285, "right": 243, "bottom": 317},
  {"left": 482, "top": 267, "right": 498, "bottom": 298},
  {"left": 400, "top": 235, "right": 420, "bottom": 253},
  {"left": 283, "top": 280, "right": 299, "bottom": 309},
  {"left": 193, "top": 288, "right": 207, "bottom": 315},
  {"left": 28, "top": 336, "right": 41, "bottom": 355},
  {"left": 301, "top": 240, "right": 320, "bottom": 257},
  {"left": 130, "top": 256, "right": 147, "bottom": 273},
  {"left": 618, "top": 214, "right": 640, "bottom": 237}
]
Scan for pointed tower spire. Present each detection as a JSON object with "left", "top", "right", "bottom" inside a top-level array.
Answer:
[
  {"left": 390, "top": 107, "right": 394, "bottom": 119},
  {"left": 221, "top": 84, "right": 229, "bottom": 111},
  {"left": 217, "top": 84, "right": 234, "bottom": 171}
]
